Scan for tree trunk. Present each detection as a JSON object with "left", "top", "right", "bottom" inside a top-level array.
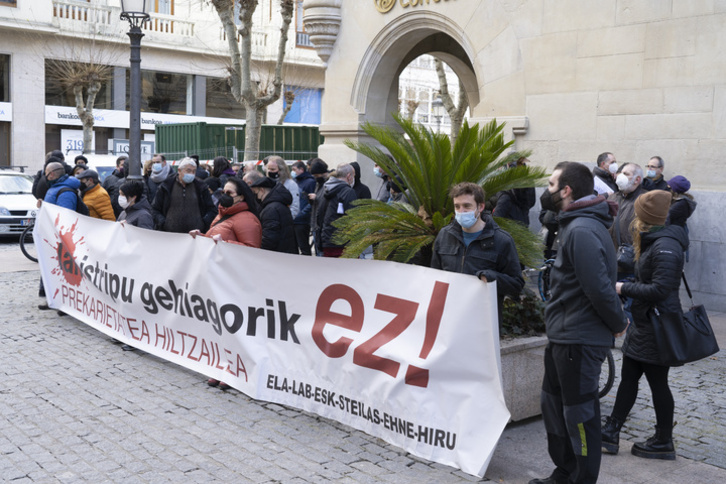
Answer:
[
  {"left": 277, "top": 90, "right": 295, "bottom": 124},
  {"left": 244, "top": 105, "right": 265, "bottom": 161},
  {"left": 434, "top": 58, "right": 468, "bottom": 145},
  {"left": 74, "top": 82, "right": 100, "bottom": 154}
]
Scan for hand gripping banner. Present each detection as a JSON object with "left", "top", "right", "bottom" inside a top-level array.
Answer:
[{"left": 35, "top": 203, "right": 510, "bottom": 477}]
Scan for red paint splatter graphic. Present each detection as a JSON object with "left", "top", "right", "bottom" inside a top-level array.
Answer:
[{"left": 46, "top": 214, "right": 86, "bottom": 287}]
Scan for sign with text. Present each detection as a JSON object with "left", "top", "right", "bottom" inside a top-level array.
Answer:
[{"left": 34, "top": 203, "right": 509, "bottom": 477}]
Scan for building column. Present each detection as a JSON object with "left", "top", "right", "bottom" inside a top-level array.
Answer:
[{"left": 111, "top": 67, "right": 127, "bottom": 142}]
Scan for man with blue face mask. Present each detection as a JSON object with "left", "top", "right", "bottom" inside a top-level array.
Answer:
[
  {"left": 151, "top": 157, "right": 216, "bottom": 233},
  {"left": 430, "top": 182, "right": 524, "bottom": 326},
  {"left": 642, "top": 156, "right": 669, "bottom": 191}
]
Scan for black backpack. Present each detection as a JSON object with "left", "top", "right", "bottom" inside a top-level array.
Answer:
[{"left": 57, "top": 187, "right": 91, "bottom": 217}]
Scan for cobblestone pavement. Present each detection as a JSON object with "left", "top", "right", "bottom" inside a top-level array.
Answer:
[
  {"left": 601, "top": 344, "right": 726, "bottom": 469},
  {"left": 2, "top": 237, "right": 726, "bottom": 483}
]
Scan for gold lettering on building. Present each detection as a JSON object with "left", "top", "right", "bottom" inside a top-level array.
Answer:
[{"left": 375, "top": 0, "right": 451, "bottom": 14}]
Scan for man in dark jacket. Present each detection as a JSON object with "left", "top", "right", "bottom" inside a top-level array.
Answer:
[
  {"left": 642, "top": 156, "right": 669, "bottom": 191},
  {"left": 151, "top": 157, "right": 216, "bottom": 233},
  {"left": 608, "top": 162, "right": 646, "bottom": 277},
  {"left": 318, "top": 163, "right": 357, "bottom": 257},
  {"left": 291, "top": 161, "right": 316, "bottom": 255},
  {"left": 431, "top": 182, "right": 524, "bottom": 326},
  {"left": 245, "top": 172, "right": 297, "bottom": 253},
  {"left": 531, "top": 162, "right": 628, "bottom": 484},
  {"left": 592, "top": 152, "right": 618, "bottom": 195},
  {"left": 349, "top": 162, "right": 372, "bottom": 200},
  {"left": 308, "top": 159, "right": 329, "bottom": 256}
]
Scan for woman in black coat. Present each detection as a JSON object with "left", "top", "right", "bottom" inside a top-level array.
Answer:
[{"left": 601, "top": 190, "right": 688, "bottom": 461}]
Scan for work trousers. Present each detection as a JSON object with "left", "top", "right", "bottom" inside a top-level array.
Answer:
[{"left": 541, "top": 342, "right": 609, "bottom": 484}]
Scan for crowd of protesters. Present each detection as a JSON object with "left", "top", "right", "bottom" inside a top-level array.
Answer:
[{"left": 33, "top": 149, "right": 700, "bottom": 482}]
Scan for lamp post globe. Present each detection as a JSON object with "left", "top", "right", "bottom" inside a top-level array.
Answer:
[{"left": 120, "top": 0, "right": 150, "bottom": 182}]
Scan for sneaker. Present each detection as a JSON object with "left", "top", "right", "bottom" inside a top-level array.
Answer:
[
  {"left": 38, "top": 303, "right": 51, "bottom": 310},
  {"left": 121, "top": 344, "right": 136, "bottom": 352},
  {"left": 218, "top": 382, "right": 231, "bottom": 390},
  {"left": 207, "top": 378, "right": 220, "bottom": 387}
]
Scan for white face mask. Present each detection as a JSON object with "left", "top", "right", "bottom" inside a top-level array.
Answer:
[
  {"left": 609, "top": 162, "right": 619, "bottom": 174},
  {"left": 118, "top": 195, "right": 130, "bottom": 209},
  {"left": 615, "top": 173, "right": 633, "bottom": 193}
]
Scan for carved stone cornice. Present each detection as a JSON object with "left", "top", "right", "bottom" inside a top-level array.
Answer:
[{"left": 302, "top": 0, "right": 342, "bottom": 65}]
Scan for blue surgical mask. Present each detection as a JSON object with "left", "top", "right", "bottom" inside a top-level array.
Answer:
[
  {"left": 291, "top": 171, "right": 297, "bottom": 179},
  {"left": 646, "top": 169, "right": 656, "bottom": 179},
  {"left": 455, "top": 210, "right": 478, "bottom": 229},
  {"left": 374, "top": 167, "right": 384, "bottom": 178},
  {"left": 182, "top": 173, "right": 195, "bottom": 184},
  {"left": 152, "top": 163, "right": 163, "bottom": 173}
]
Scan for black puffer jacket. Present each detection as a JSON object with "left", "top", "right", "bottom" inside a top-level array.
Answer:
[
  {"left": 545, "top": 196, "right": 627, "bottom": 346},
  {"left": 259, "top": 183, "right": 297, "bottom": 253},
  {"left": 666, "top": 196, "right": 697, "bottom": 227},
  {"left": 620, "top": 225, "right": 688, "bottom": 365}
]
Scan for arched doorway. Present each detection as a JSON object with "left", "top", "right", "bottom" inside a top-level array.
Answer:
[{"left": 351, "top": 12, "right": 480, "bottom": 130}]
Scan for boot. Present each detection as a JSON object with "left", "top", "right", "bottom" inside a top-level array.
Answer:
[
  {"left": 601, "top": 416, "right": 624, "bottom": 454},
  {"left": 631, "top": 426, "right": 676, "bottom": 460}
]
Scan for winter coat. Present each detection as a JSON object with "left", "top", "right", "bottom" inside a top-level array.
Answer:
[
  {"left": 666, "top": 195, "right": 697, "bottom": 227},
  {"left": 293, "top": 171, "right": 316, "bottom": 226},
  {"left": 82, "top": 183, "right": 116, "bottom": 221},
  {"left": 151, "top": 175, "right": 217, "bottom": 232},
  {"left": 608, "top": 184, "right": 647, "bottom": 247},
  {"left": 33, "top": 160, "right": 73, "bottom": 200},
  {"left": 493, "top": 188, "right": 536, "bottom": 226},
  {"left": 544, "top": 196, "right": 628, "bottom": 346},
  {"left": 431, "top": 213, "right": 524, "bottom": 323},
  {"left": 43, "top": 175, "right": 81, "bottom": 211},
  {"left": 102, "top": 168, "right": 126, "bottom": 217},
  {"left": 620, "top": 225, "right": 688, "bottom": 365},
  {"left": 117, "top": 198, "right": 154, "bottom": 230},
  {"left": 593, "top": 166, "right": 618, "bottom": 194},
  {"left": 643, "top": 175, "right": 669, "bottom": 191},
  {"left": 259, "top": 183, "right": 297, "bottom": 253},
  {"left": 318, "top": 177, "right": 357, "bottom": 249},
  {"left": 283, "top": 178, "right": 300, "bottom": 220},
  {"left": 205, "top": 202, "right": 262, "bottom": 248}
]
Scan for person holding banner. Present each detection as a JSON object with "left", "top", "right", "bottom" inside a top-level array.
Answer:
[
  {"left": 189, "top": 177, "right": 262, "bottom": 390},
  {"left": 532, "top": 162, "right": 628, "bottom": 484},
  {"left": 430, "top": 182, "right": 524, "bottom": 326},
  {"left": 243, "top": 171, "right": 297, "bottom": 254},
  {"left": 117, "top": 181, "right": 154, "bottom": 230}
]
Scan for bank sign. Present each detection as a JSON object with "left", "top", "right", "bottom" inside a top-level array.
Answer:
[{"left": 375, "top": 0, "right": 455, "bottom": 14}]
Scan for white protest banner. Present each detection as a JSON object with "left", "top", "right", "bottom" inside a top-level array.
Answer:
[{"left": 34, "top": 203, "right": 510, "bottom": 477}]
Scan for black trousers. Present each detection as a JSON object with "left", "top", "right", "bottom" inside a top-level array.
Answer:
[
  {"left": 293, "top": 223, "right": 311, "bottom": 256},
  {"left": 610, "top": 355, "right": 673, "bottom": 429},
  {"left": 541, "top": 343, "right": 609, "bottom": 484}
]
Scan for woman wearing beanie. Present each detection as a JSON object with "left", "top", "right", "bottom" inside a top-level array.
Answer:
[
  {"left": 666, "top": 175, "right": 697, "bottom": 228},
  {"left": 600, "top": 190, "right": 689, "bottom": 461}
]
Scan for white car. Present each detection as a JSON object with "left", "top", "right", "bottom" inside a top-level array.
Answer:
[{"left": 0, "top": 170, "right": 38, "bottom": 235}]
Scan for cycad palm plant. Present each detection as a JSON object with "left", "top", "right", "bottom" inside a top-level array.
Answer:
[{"left": 333, "top": 114, "right": 548, "bottom": 268}]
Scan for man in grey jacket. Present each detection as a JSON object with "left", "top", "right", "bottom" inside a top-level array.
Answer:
[{"left": 530, "top": 162, "right": 628, "bottom": 484}]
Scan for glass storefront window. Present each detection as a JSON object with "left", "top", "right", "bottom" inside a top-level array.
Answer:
[
  {"left": 206, "top": 76, "right": 246, "bottom": 119},
  {"left": 0, "top": 55, "right": 9, "bottom": 102},
  {"left": 127, "top": 69, "right": 187, "bottom": 114},
  {"left": 45, "top": 60, "right": 113, "bottom": 109}
]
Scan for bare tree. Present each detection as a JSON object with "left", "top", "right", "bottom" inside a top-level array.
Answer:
[
  {"left": 212, "top": 0, "right": 295, "bottom": 161},
  {"left": 433, "top": 58, "right": 468, "bottom": 144},
  {"left": 44, "top": 37, "right": 119, "bottom": 154},
  {"left": 406, "top": 100, "right": 420, "bottom": 120}
]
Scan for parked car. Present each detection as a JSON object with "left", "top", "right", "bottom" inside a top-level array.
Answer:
[{"left": 0, "top": 169, "right": 38, "bottom": 235}]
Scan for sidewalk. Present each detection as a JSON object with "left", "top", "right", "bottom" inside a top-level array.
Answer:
[{"left": 1, "top": 246, "right": 725, "bottom": 483}]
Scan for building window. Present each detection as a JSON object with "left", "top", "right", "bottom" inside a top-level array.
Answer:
[
  {"left": 127, "top": 69, "right": 187, "bottom": 114},
  {"left": 0, "top": 0, "right": 18, "bottom": 7},
  {"left": 282, "top": 86, "right": 321, "bottom": 124},
  {"left": 45, "top": 60, "right": 113, "bottom": 110},
  {"left": 154, "top": 0, "right": 173, "bottom": 15},
  {"left": 295, "top": 0, "right": 311, "bottom": 47},
  {"left": 0, "top": 55, "right": 9, "bottom": 102},
  {"left": 206, "top": 77, "right": 246, "bottom": 119}
]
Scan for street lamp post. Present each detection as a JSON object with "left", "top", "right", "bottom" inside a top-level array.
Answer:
[
  {"left": 431, "top": 97, "right": 444, "bottom": 134},
  {"left": 120, "top": 0, "right": 150, "bottom": 182}
]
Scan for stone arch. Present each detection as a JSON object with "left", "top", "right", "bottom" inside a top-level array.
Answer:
[{"left": 351, "top": 11, "right": 480, "bottom": 127}]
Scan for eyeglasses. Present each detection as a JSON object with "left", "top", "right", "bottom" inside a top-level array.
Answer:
[{"left": 647, "top": 165, "right": 660, "bottom": 169}]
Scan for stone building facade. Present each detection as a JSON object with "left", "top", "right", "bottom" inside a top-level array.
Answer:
[{"left": 303, "top": 0, "right": 726, "bottom": 310}]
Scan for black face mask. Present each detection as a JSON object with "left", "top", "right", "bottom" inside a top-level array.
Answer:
[
  {"left": 540, "top": 188, "right": 563, "bottom": 212},
  {"left": 218, "top": 194, "right": 235, "bottom": 208},
  {"left": 315, "top": 176, "right": 325, "bottom": 186},
  {"left": 268, "top": 171, "right": 280, "bottom": 180}
]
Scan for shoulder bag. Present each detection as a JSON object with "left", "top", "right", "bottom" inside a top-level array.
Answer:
[{"left": 649, "top": 273, "right": 720, "bottom": 366}]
